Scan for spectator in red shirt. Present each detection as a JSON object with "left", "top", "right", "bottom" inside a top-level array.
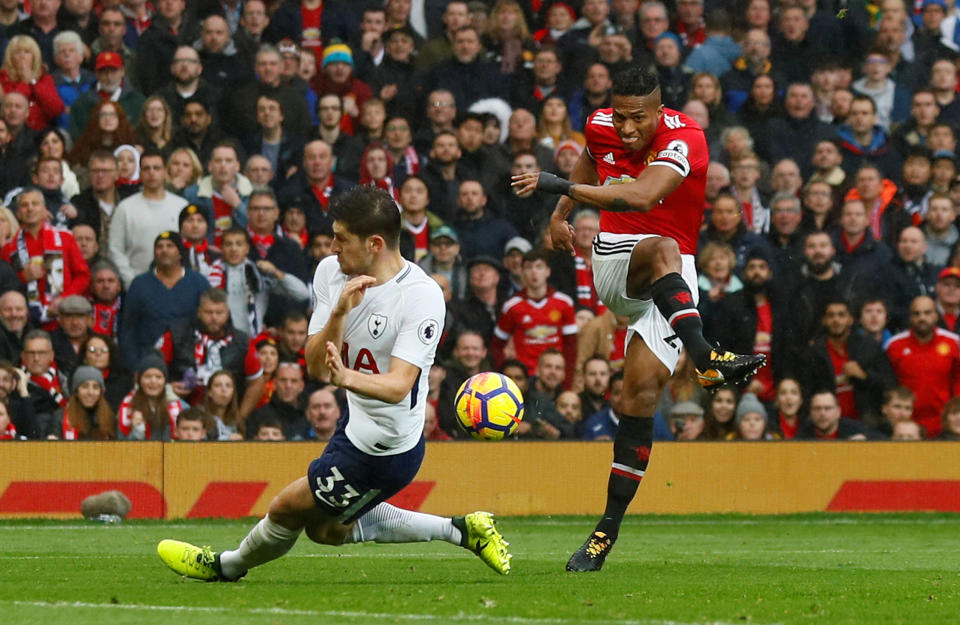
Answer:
[
  {"left": 884, "top": 294, "right": 960, "bottom": 438},
  {"left": 0, "top": 35, "right": 64, "bottom": 132},
  {"left": 797, "top": 299, "right": 896, "bottom": 427},
  {"left": 491, "top": 248, "right": 577, "bottom": 388},
  {"left": 1, "top": 188, "right": 90, "bottom": 327}
]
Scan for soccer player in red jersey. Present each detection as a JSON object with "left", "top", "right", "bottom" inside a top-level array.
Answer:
[{"left": 513, "top": 66, "right": 765, "bottom": 571}]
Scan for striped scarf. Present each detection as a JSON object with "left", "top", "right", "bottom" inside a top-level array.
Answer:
[
  {"left": 209, "top": 258, "right": 264, "bottom": 336},
  {"left": 574, "top": 252, "right": 606, "bottom": 315},
  {"left": 27, "top": 365, "right": 66, "bottom": 409}
]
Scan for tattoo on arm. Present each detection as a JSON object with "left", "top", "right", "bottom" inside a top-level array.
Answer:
[{"left": 609, "top": 197, "right": 630, "bottom": 212}]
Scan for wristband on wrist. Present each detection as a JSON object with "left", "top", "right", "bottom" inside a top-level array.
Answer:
[{"left": 536, "top": 172, "right": 573, "bottom": 197}]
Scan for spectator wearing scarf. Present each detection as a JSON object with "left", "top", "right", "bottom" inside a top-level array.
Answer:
[{"left": 0, "top": 188, "right": 90, "bottom": 327}]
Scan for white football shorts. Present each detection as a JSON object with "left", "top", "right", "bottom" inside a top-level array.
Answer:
[{"left": 591, "top": 232, "right": 698, "bottom": 374}]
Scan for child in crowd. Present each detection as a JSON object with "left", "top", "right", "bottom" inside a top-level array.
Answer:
[{"left": 208, "top": 227, "right": 310, "bottom": 337}]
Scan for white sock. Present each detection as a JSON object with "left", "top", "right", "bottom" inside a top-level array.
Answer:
[
  {"left": 219, "top": 515, "right": 301, "bottom": 578},
  {"left": 344, "top": 503, "right": 463, "bottom": 545}
]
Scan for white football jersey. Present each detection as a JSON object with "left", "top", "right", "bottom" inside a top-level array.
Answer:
[{"left": 309, "top": 255, "right": 445, "bottom": 455}]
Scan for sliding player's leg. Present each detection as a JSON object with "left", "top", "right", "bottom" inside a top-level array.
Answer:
[
  {"left": 332, "top": 504, "right": 511, "bottom": 575},
  {"left": 158, "top": 476, "right": 313, "bottom": 581}
]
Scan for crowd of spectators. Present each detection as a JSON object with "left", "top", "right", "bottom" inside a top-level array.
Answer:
[{"left": 2, "top": 0, "right": 960, "bottom": 443}]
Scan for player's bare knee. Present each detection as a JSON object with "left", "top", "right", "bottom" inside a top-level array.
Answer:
[
  {"left": 652, "top": 238, "right": 681, "bottom": 277},
  {"left": 621, "top": 386, "right": 659, "bottom": 414}
]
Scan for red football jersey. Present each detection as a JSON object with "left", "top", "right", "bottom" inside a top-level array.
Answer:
[
  {"left": 885, "top": 328, "right": 960, "bottom": 438},
  {"left": 584, "top": 107, "right": 708, "bottom": 255},
  {"left": 494, "top": 289, "right": 577, "bottom": 374}
]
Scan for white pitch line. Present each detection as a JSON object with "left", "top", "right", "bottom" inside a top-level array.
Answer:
[
  {"left": 5, "top": 600, "right": 781, "bottom": 625},
  {"left": 0, "top": 601, "right": 780, "bottom": 625}
]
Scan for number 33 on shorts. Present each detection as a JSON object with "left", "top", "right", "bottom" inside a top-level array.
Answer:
[{"left": 314, "top": 466, "right": 360, "bottom": 509}]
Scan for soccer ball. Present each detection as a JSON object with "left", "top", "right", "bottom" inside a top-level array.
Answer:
[{"left": 454, "top": 372, "right": 525, "bottom": 441}]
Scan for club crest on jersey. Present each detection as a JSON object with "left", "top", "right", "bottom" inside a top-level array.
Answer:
[
  {"left": 418, "top": 319, "right": 440, "bottom": 344},
  {"left": 368, "top": 313, "right": 387, "bottom": 339},
  {"left": 663, "top": 114, "right": 685, "bottom": 129}
]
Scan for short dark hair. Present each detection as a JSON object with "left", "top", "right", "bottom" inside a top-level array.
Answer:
[
  {"left": 883, "top": 386, "right": 915, "bottom": 405},
  {"left": 199, "top": 287, "right": 228, "bottom": 306},
  {"left": 610, "top": 370, "right": 624, "bottom": 385},
  {"left": 140, "top": 148, "right": 164, "bottom": 165},
  {"left": 329, "top": 186, "right": 402, "bottom": 249},
  {"left": 211, "top": 139, "right": 241, "bottom": 160},
  {"left": 178, "top": 406, "right": 208, "bottom": 425},
  {"left": 522, "top": 248, "right": 552, "bottom": 265},
  {"left": 456, "top": 111, "right": 485, "bottom": 127},
  {"left": 88, "top": 149, "right": 116, "bottom": 166},
  {"left": 823, "top": 298, "right": 851, "bottom": 314},
  {"left": 256, "top": 416, "right": 284, "bottom": 434},
  {"left": 705, "top": 8, "right": 730, "bottom": 32},
  {"left": 182, "top": 96, "right": 210, "bottom": 113},
  {"left": 221, "top": 226, "right": 250, "bottom": 245},
  {"left": 851, "top": 94, "right": 877, "bottom": 114},
  {"left": 500, "top": 358, "right": 528, "bottom": 377},
  {"left": 282, "top": 309, "right": 309, "bottom": 326},
  {"left": 612, "top": 65, "right": 660, "bottom": 98}
]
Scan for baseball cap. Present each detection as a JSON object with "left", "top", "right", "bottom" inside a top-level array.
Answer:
[
  {"left": 277, "top": 38, "right": 300, "bottom": 56},
  {"left": 467, "top": 255, "right": 503, "bottom": 271},
  {"left": 430, "top": 225, "right": 459, "bottom": 244},
  {"left": 923, "top": 0, "right": 947, "bottom": 10},
  {"left": 95, "top": 51, "right": 123, "bottom": 70},
  {"left": 939, "top": 266, "right": 960, "bottom": 281},
  {"left": 59, "top": 295, "right": 93, "bottom": 315},
  {"left": 504, "top": 236, "right": 532, "bottom": 255}
]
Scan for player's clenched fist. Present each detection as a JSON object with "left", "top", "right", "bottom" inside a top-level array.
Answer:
[
  {"left": 334, "top": 275, "right": 377, "bottom": 316},
  {"left": 548, "top": 213, "right": 576, "bottom": 253}
]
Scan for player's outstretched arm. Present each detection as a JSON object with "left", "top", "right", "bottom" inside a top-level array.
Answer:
[
  {"left": 512, "top": 150, "right": 597, "bottom": 253},
  {"left": 325, "top": 343, "right": 421, "bottom": 404},
  {"left": 513, "top": 159, "right": 684, "bottom": 214},
  {"left": 306, "top": 275, "right": 377, "bottom": 381}
]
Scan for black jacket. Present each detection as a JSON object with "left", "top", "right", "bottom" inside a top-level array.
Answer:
[
  {"left": 221, "top": 81, "right": 312, "bottom": 141},
  {"left": 798, "top": 333, "right": 897, "bottom": 427},
  {"left": 167, "top": 319, "right": 252, "bottom": 396},
  {"left": 246, "top": 396, "right": 309, "bottom": 441},
  {"left": 277, "top": 172, "right": 351, "bottom": 234},
  {"left": 134, "top": 14, "right": 202, "bottom": 95},
  {"left": 796, "top": 416, "right": 885, "bottom": 440},
  {"left": 707, "top": 285, "right": 797, "bottom": 381}
]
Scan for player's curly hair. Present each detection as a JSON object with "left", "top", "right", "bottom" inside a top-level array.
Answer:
[
  {"left": 329, "top": 186, "right": 402, "bottom": 249},
  {"left": 611, "top": 65, "right": 660, "bottom": 98}
]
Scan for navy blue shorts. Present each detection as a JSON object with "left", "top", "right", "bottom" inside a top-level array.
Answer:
[{"left": 307, "top": 427, "right": 425, "bottom": 523}]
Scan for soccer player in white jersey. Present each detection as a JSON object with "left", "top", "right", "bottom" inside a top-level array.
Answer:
[{"left": 157, "top": 187, "right": 511, "bottom": 580}]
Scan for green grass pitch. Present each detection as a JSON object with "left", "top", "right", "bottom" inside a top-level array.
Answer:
[{"left": 1, "top": 514, "right": 958, "bottom": 625}]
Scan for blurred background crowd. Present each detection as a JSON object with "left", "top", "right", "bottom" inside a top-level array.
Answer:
[{"left": 1, "top": 0, "right": 959, "bottom": 443}]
